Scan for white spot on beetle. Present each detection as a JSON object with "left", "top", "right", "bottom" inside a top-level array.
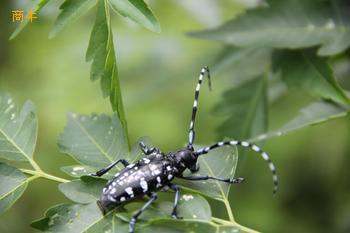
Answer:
[
  {"left": 120, "top": 197, "right": 126, "bottom": 202},
  {"left": 166, "top": 166, "right": 171, "bottom": 171},
  {"left": 153, "top": 169, "right": 161, "bottom": 175},
  {"left": 125, "top": 187, "right": 134, "bottom": 196},
  {"left": 143, "top": 158, "right": 150, "bottom": 164},
  {"left": 140, "top": 179, "right": 148, "bottom": 192},
  {"left": 168, "top": 174, "right": 173, "bottom": 180},
  {"left": 110, "top": 188, "right": 116, "bottom": 194},
  {"left": 108, "top": 196, "right": 116, "bottom": 202},
  {"left": 218, "top": 141, "right": 224, "bottom": 146},
  {"left": 149, "top": 164, "right": 157, "bottom": 171},
  {"left": 156, "top": 176, "right": 161, "bottom": 183},
  {"left": 230, "top": 141, "right": 238, "bottom": 145}
]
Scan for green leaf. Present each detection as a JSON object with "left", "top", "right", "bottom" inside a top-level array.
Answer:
[
  {"left": 31, "top": 194, "right": 215, "bottom": 232},
  {"left": 189, "top": 0, "right": 350, "bottom": 56},
  {"left": 109, "top": 0, "right": 161, "bottom": 33},
  {"left": 86, "top": 0, "right": 128, "bottom": 138},
  {"left": 273, "top": 50, "right": 350, "bottom": 105},
  {"left": 49, "top": 0, "right": 97, "bottom": 38},
  {"left": 159, "top": 194, "right": 212, "bottom": 221},
  {"left": 58, "top": 113, "right": 129, "bottom": 168},
  {"left": 213, "top": 75, "right": 268, "bottom": 139},
  {"left": 59, "top": 176, "right": 106, "bottom": 204},
  {"left": 252, "top": 100, "right": 350, "bottom": 142},
  {"left": 0, "top": 163, "right": 28, "bottom": 214},
  {"left": 10, "top": 0, "right": 51, "bottom": 40},
  {"left": 0, "top": 93, "right": 38, "bottom": 164},
  {"left": 212, "top": 47, "right": 271, "bottom": 81},
  {"left": 31, "top": 202, "right": 115, "bottom": 232},
  {"left": 144, "top": 219, "right": 243, "bottom": 233},
  {"left": 178, "top": 146, "right": 238, "bottom": 202}
]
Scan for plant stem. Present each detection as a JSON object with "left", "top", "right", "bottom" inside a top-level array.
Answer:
[
  {"left": 29, "top": 159, "right": 42, "bottom": 172},
  {"left": 212, "top": 217, "right": 233, "bottom": 225},
  {"left": 223, "top": 198, "right": 235, "bottom": 222},
  {"left": 21, "top": 169, "right": 69, "bottom": 183}
]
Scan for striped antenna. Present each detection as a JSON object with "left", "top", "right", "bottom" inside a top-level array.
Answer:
[
  {"left": 188, "top": 66, "right": 211, "bottom": 148},
  {"left": 195, "top": 140, "right": 278, "bottom": 194}
]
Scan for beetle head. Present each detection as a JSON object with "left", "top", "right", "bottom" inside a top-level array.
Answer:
[{"left": 172, "top": 148, "right": 198, "bottom": 172}]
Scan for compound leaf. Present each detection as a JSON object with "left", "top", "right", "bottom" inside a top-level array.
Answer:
[
  {"left": 0, "top": 93, "right": 38, "bottom": 163},
  {"left": 0, "top": 163, "right": 28, "bottom": 214},
  {"left": 59, "top": 176, "right": 106, "bottom": 204},
  {"left": 32, "top": 194, "right": 214, "bottom": 232},
  {"left": 189, "top": 0, "right": 350, "bottom": 56},
  {"left": 274, "top": 50, "right": 350, "bottom": 105},
  {"left": 86, "top": 0, "right": 128, "bottom": 136},
  {"left": 109, "top": 0, "right": 160, "bottom": 33},
  {"left": 214, "top": 75, "right": 268, "bottom": 139},
  {"left": 252, "top": 100, "right": 350, "bottom": 142},
  {"left": 50, "top": 0, "right": 97, "bottom": 38},
  {"left": 212, "top": 47, "right": 272, "bottom": 82},
  {"left": 58, "top": 113, "right": 129, "bottom": 168},
  {"left": 144, "top": 219, "right": 244, "bottom": 233}
]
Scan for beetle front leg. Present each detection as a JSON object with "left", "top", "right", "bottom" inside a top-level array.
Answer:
[
  {"left": 90, "top": 159, "right": 129, "bottom": 177},
  {"left": 179, "top": 175, "right": 245, "bottom": 184},
  {"left": 169, "top": 184, "right": 182, "bottom": 219}
]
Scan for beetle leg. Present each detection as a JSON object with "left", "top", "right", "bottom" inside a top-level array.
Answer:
[
  {"left": 179, "top": 175, "right": 245, "bottom": 184},
  {"left": 169, "top": 184, "right": 182, "bottom": 219},
  {"left": 139, "top": 141, "right": 157, "bottom": 155},
  {"left": 129, "top": 192, "right": 157, "bottom": 233},
  {"left": 90, "top": 159, "right": 129, "bottom": 177}
]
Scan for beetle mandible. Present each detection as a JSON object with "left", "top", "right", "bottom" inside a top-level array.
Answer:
[{"left": 90, "top": 66, "right": 278, "bottom": 233}]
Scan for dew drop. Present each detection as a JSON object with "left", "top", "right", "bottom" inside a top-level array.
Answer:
[
  {"left": 73, "top": 166, "right": 85, "bottom": 171},
  {"left": 325, "top": 19, "right": 335, "bottom": 29},
  {"left": 182, "top": 194, "right": 194, "bottom": 201}
]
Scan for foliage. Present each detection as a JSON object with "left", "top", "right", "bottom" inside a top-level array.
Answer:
[
  {"left": 190, "top": 0, "right": 350, "bottom": 141},
  {"left": 3, "top": 0, "right": 350, "bottom": 232},
  {"left": 10, "top": 0, "right": 161, "bottom": 142}
]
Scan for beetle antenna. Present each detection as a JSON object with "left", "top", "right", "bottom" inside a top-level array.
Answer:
[
  {"left": 188, "top": 66, "right": 211, "bottom": 149},
  {"left": 195, "top": 140, "right": 278, "bottom": 195}
]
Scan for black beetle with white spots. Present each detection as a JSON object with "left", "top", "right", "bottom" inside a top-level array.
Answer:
[{"left": 90, "top": 67, "right": 278, "bottom": 233}]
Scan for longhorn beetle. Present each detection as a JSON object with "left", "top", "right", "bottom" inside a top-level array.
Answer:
[{"left": 90, "top": 67, "right": 278, "bottom": 233}]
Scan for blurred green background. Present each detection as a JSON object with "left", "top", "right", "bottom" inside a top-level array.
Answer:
[{"left": 1, "top": 0, "right": 350, "bottom": 232}]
